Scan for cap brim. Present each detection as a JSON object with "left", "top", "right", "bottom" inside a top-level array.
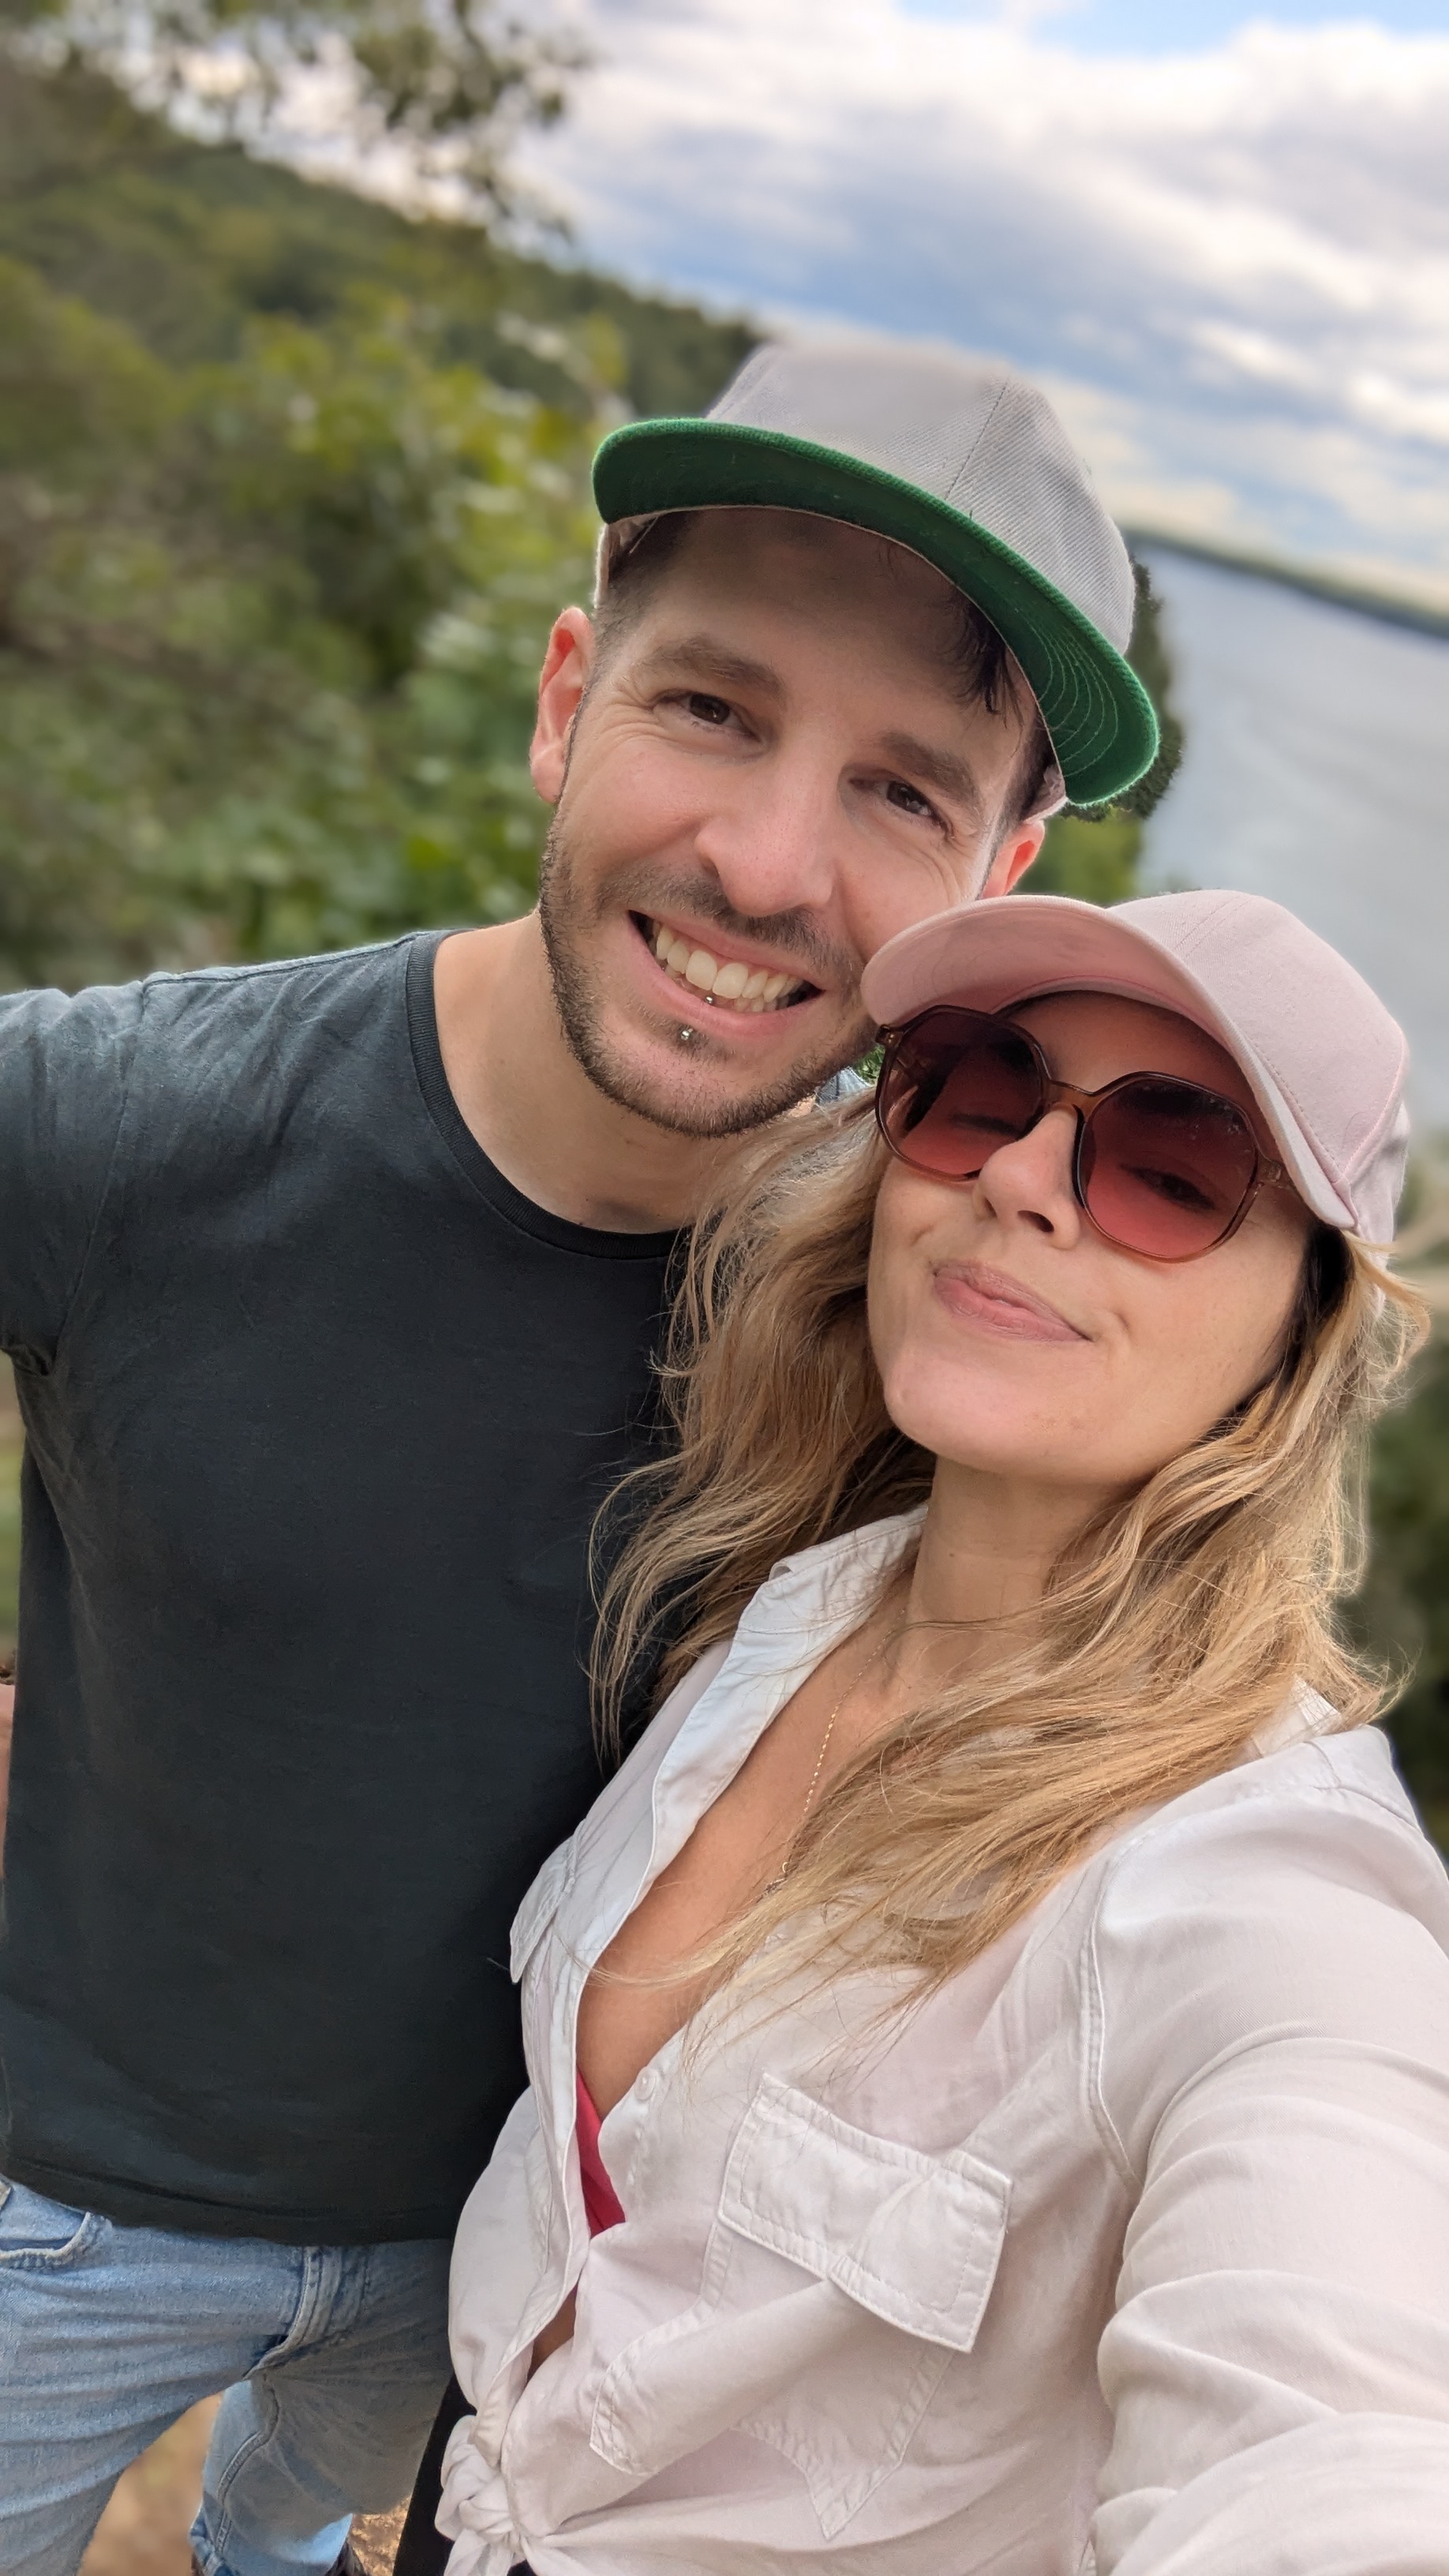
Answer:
[
  {"left": 859, "top": 895, "right": 1354, "bottom": 1229},
  {"left": 593, "top": 417, "right": 1159, "bottom": 810}
]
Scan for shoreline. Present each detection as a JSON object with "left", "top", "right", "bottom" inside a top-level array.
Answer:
[{"left": 1127, "top": 530, "right": 1449, "bottom": 646}]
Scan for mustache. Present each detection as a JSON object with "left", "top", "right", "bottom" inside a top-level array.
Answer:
[{"left": 607, "top": 865, "right": 862, "bottom": 990}]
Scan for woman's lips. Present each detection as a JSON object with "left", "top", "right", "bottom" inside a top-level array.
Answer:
[{"left": 931, "top": 1260, "right": 1087, "bottom": 1344}]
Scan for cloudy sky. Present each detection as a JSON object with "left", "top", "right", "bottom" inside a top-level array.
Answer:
[{"left": 509, "top": 2, "right": 1449, "bottom": 602}]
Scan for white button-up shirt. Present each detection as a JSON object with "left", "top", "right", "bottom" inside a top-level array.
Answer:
[{"left": 440, "top": 1512, "right": 1449, "bottom": 2575}]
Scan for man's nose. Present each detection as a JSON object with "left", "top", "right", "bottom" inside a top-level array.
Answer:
[
  {"left": 972, "top": 1107, "right": 1084, "bottom": 1240},
  {"left": 691, "top": 749, "right": 841, "bottom": 923}
]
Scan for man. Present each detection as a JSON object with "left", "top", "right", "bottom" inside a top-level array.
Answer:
[{"left": 0, "top": 339, "right": 1153, "bottom": 2576}]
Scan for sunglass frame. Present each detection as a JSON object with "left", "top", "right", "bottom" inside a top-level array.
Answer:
[{"left": 874, "top": 1005, "right": 1287, "bottom": 1263}]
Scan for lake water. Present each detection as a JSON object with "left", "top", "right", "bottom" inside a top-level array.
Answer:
[{"left": 1138, "top": 549, "right": 1449, "bottom": 1125}]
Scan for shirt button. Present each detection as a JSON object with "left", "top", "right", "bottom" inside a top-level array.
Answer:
[{"left": 635, "top": 2068, "right": 657, "bottom": 2102}]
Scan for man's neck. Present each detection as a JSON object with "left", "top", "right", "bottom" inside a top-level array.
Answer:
[{"left": 432, "top": 918, "right": 739, "bottom": 1234}]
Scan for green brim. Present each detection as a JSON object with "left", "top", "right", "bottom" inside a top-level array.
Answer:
[{"left": 593, "top": 418, "right": 1159, "bottom": 809}]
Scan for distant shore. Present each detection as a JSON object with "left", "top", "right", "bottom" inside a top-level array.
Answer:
[{"left": 1128, "top": 530, "right": 1449, "bottom": 646}]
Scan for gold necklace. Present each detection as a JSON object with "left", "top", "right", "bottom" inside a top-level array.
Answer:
[{"left": 766, "top": 1619, "right": 904, "bottom": 1896}]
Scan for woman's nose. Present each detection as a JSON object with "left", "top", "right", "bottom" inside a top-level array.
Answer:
[{"left": 972, "top": 1106, "right": 1083, "bottom": 1239}]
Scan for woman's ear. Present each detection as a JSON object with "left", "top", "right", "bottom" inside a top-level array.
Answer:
[{"left": 530, "top": 607, "right": 597, "bottom": 805}]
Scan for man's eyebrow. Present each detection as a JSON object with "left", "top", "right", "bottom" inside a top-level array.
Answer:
[
  {"left": 631, "top": 635, "right": 786, "bottom": 706},
  {"left": 627, "top": 646, "right": 990, "bottom": 823},
  {"left": 877, "top": 730, "right": 987, "bottom": 826}
]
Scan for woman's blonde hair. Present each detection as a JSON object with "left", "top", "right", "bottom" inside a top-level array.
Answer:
[{"left": 593, "top": 1096, "right": 1428, "bottom": 2001}]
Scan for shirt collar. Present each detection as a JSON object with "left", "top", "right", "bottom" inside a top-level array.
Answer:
[{"left": 640, "top": 1509, "right": 928, "bottom": 1863}]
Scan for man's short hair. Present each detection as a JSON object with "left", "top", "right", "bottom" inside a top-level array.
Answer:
[{"left": 595, "top": 510, "right": 1065, "bottom": 837}]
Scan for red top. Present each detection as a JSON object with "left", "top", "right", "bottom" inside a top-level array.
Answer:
[{"left": 575, "top": 2069, "right": 625, "bottom": 2235}]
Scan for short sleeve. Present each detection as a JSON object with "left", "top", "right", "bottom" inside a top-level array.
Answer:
[
  {"left": 1088, "top": 1749, "right": 1449, "bottom": 2572},
  {"left": 0, "top": 980, "right": 144, "bottom": 1368}
]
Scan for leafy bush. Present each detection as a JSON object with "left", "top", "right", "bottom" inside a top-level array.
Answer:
[{"left": 0, "top": 269, "right": 605, "bottom": 974}]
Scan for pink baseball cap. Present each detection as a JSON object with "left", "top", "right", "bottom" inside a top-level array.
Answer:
[{"left": 859, "top": 889, "right": 1410, "bottom": 1246}]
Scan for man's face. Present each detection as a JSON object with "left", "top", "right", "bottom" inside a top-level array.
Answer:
[{"left": 531, "top": 509, "right": 1046, "bottom": 1140}]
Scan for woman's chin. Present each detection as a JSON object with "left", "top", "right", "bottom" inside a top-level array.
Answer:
[
  {"left": 883, "top": 1354, "right": 1095, "bottom": 1484},
  {"left": 890, "top": 1405, "right": 1090, "bottom": 1489}
]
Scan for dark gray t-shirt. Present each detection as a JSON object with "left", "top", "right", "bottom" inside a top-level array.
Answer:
[{"left": 0, "top": 934, "right": 676, "bottom": 2242}]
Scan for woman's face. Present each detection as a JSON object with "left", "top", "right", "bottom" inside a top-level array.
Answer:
[{"left": 867, "top": 991, "right": 1316, "bottom": 1502}]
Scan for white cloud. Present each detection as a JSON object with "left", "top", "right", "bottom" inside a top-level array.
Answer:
[{"left": 504, "top": 2, "right": 1449, "bottom": 599}]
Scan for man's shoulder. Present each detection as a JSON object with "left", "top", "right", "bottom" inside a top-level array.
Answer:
[
  {"left": 140, "top": 934, "right": 425, "bottom": 1032},
  {"left": 119, "top": 934, "right": 432, "bottom": 1103},
  {"left": 112, "top": 938, "right": 438, "bottom": 1169},
  {"left": 0, "top": 935, "right": 429, "bottom": 1088}
]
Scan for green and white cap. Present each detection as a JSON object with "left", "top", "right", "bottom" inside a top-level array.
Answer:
[{"left": 593, "top": 339, "right": 1158, "bottom": 811}]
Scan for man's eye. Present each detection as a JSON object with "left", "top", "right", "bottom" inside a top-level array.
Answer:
[
  {"left": 885, "top": 780, "right": 938, "bottom": 821},
  {"left": 683, "top": 693, "right": 733, "bottom": 727}
]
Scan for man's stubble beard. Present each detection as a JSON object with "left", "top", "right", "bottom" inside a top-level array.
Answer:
[{"left": 537, "top": 818, "right": 876, "bottom": 1142}]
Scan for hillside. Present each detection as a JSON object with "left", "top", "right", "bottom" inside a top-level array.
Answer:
[{"left": 0, "top": 55, "right": 756, "bottom": 417}]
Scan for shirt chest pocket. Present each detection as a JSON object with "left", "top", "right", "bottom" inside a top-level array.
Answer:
[{"left": 590, "top": 2073, "right": 1011, "bottom": 2539}]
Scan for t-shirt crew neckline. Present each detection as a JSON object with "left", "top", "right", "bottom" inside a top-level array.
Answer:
[{"left": 405, "top": 930, "right": 682, "bottom": 1265}]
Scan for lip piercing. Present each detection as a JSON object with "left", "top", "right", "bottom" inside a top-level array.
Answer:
[{"left": 676, "top": 1024, "right": 697, "bottom": 1046}]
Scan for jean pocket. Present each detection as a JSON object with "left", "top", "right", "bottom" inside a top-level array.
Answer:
[{"left": 0, "top": 2176, "right": 107, "bottom": 2268}]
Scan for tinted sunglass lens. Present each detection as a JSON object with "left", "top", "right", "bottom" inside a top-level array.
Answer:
[
  {"left": 879, "top": 1015, "right": 1042, "bottom": 1179},
  {"left": 1081, "top": 1081, "right": 1259, "bottom": 1257}
]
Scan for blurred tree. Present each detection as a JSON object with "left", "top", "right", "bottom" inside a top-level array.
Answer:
[
  {"left": 1028, "top": 805, "right": 1142, "bottom": 907},
  {"left": 1359, "top": 1333, "right": 1449, "bottom": 1843},
  {"left": 0, "top": 267, "right": 605, "bottom": 975},
  {"left": 1350, "top": 1165, "right": 1449, "bottom": 1842},
  {"left": 0, "top": 52, "right": 755, "bottom": 403},
  {"left": 1, "top": 0, "right": 584, "bottom": 227}
]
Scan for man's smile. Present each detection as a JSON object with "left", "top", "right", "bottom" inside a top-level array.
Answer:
[{"left": 632, "top": 912, "right": 819, "bottom": 1016}]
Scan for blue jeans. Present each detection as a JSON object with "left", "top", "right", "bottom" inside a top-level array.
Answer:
[{"left": 0, "top": 2174, "right": 452, "bottom": 2576}]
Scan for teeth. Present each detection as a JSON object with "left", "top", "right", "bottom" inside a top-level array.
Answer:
[{"left": 646, "top": 920, "right": 806, "bottom": 1013}]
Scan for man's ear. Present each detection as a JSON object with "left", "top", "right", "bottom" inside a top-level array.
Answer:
[
  {"left": 979, "top": 813, "right": 1047, "bottom": 900},
  {"left": 530, "top": 607, "right": 597, "bottom": 805}
]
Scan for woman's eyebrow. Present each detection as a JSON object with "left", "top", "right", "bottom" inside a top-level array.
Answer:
[{"left": 877, "top": 729, "right": 987, "bottom": 826}]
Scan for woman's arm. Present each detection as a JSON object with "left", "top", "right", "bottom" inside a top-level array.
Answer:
[{"left": 1090, "top": 1756, "right": 1449, "bottom": 2574}]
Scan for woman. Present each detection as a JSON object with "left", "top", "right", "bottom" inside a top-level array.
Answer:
[{"left": 439, "top": 889, "right": 1449, "bottom": 2575}]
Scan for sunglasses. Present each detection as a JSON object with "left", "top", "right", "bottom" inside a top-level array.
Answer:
[{"left": 874, "top": 1006, "right": 1286, "bottom": 1264}]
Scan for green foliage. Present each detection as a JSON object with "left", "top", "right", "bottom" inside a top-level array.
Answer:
[
  {"left": 0, "top": 53, "right": 755, "bottom": 403},
  {"left": 1112, "top": 560, "right": 1184, "bottom": 824},
  {"left": 0, "top": 263, "right": 605, "bottom": 972},
  {"left": 1356, "top": 1326, "right": 1449, "bottom": 1841},
  {"left": 1028, "top": 807, "right": 1143, "bottom": 906}
]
